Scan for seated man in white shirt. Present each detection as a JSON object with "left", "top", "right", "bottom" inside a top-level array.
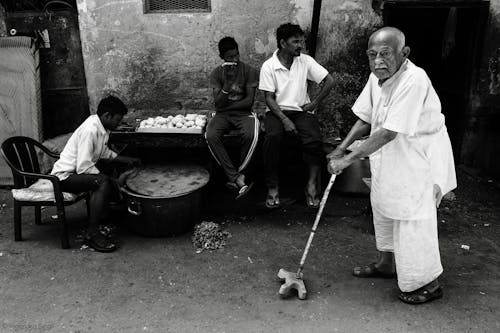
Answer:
[
  {"left": 259, "top": 23, "right": 334, "bottom": 209},
  {"left": 51, "top": 96, "right": 140, "bottom": 252}
]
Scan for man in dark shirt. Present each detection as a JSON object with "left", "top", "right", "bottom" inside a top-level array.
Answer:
[{"left": 205, "top": 37, "right": 259, "bottom": 199}]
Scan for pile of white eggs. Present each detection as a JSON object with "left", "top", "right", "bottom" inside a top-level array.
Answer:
[{"left": 139, "top": 114, "right": 207, "bottom": 130}]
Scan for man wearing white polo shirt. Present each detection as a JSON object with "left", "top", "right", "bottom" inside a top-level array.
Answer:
[{"left": 259, "top": 23, "right": 334, "bottom": 209}]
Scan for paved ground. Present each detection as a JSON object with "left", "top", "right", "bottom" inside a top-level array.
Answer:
[{"left": 0, "top": 169, "right": 499, "bottom": 332}]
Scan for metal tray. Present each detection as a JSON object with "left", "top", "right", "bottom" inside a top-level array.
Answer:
[{"left": 136, "top": 127, "right": 203, "bottom": 134}]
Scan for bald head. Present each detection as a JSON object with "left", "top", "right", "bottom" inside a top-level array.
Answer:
[
  {"left": 366, "top": 27, "right": 410, "bottom": 82},
  {"left": 369, "top": 27, "right": 405, "bottom": 52}
]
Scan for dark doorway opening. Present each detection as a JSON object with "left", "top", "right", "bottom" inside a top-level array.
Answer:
[{"left": 382, "top": 1, "right": 489, "bottom": 160}]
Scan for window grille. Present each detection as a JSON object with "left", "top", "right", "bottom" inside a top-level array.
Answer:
[{"left": 144, "top": 0, "right": 211, "bottom": 13}]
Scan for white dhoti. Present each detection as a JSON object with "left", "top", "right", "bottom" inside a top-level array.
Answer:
[
  {"left": 350, "top": 59, "right": 456, "bottom": 293},
  {"left": 373, "top": 206, "right": 443, "bottom": 292}
]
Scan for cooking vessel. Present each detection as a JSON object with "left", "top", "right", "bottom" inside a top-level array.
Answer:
[{"left": 120, "top": 164, "right": 210, "bottom": 237}]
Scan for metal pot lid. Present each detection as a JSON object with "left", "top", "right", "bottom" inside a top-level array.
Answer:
[{"left": 124, "top": 164, "right": 210, "bottom": 198}]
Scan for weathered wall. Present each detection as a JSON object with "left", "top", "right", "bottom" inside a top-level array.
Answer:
[
  {"left": 76, "top": 0, "right": 381, "bottom": 139},
  {"left": 76, "top": 0, "right": 313, "bottom": 114},
  {"left": 463, "top": 0, "right": 500, "bottom": 179}
]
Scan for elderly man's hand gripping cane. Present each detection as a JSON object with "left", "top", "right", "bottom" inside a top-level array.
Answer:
[{"left": 328, "top": 156, "right": 353, "bottom": 175}]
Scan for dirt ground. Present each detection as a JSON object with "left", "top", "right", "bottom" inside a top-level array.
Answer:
[{"left": 0, "top": 169, "right": 499, "bottom": 333}]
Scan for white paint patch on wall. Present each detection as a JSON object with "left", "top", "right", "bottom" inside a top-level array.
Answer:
[
  {"left": 293, "top": 0, "right": 313, "bottom": 29},
  {"left": 338, "top": 0, "right": 363, "bottom": 11},
  {"left": 254, "top": 29, "right": 276, "bottom": 56}
]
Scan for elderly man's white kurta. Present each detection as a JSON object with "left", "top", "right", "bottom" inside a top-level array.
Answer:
[{"left": 352, "top": 59, "right": 456, "bottom": 292}]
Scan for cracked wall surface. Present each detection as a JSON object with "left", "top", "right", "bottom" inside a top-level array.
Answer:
[
  {"left": 76, "top": 0, "right": 381, "bottom": 140},
  {"left": 76, "top": 0, "right": 315, "bottom": 114}
]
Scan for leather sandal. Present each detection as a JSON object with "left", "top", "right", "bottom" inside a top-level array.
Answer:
[{"left": 398, "top": 285, "right": 443, "bottom": 305}]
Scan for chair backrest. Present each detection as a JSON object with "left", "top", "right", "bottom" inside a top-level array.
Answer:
[{"left": 1, "top": 136, "right": 44, "bottom": 188}]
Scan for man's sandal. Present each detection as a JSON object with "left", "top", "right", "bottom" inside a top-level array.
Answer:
[
  {"left": 84, "top": 233, "right": 117, "bottom": 253},
  {"left": 352, "top": 263, "right": 397, "bottom": 279},
  {"left": 265, "top": 193, "right": 280, "bottom": 209},
  {"left": 398, "top": 286, "right": 443, "bottom": 305},
  {"left": 235, "top": 182, "right": 254, "bottom": 200},
  {"left": 304, "top": 190, "right": 320, "bottom": 209}
]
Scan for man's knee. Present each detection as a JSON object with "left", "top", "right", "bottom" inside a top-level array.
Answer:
[
  {"left": 93, "top": 174, "right": 113, "bottom": 191},
  {"left": 205, "top": 129, "right": 223, "bottom": 144}
]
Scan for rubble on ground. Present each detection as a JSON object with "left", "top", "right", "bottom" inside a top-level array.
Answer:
[{"left": 192, "top": 221, "right": 231, "bottom": 252}]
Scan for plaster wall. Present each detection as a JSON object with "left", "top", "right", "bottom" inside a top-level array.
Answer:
[
  {"left": 76, "top": 0, "right": 380, "bottom": 138},
  {"left": 76, "top": 0, "right": 313, "bottom": 114}
]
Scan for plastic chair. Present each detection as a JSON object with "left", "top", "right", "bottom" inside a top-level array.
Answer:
[{"left": 1, "top": 136, "right": 89, "bottom": 249}]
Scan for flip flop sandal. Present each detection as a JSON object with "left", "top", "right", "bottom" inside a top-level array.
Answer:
[
  {"left": 304, "top": 190, "right": 320, "bottom": 209},
  {"left": 352, "top": 263, "right": 397, "bottom": 279},
  {"left": 265, "top": 193, "right": 280, "bottom": 209},
  {"left": 235, "top": 182, "right": 254, "bottom": 200},
  {"left": 84, "top": 233, "right": 117, "bottom": 253},
  {"left": 398, "top": 286, "right": 443, "bottom": 305}
]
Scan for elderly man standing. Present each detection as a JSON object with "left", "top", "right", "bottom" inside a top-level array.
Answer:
[{"left": 328, "top": 27, "right": 456, "bottom": 304}]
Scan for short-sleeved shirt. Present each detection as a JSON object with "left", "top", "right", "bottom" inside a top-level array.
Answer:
[
  {"left": 209, "top": 61, "right": 259, "bottom": 112},
  {"left": 353, "top": 59, "right": 456, "bottom": 220},
  {"left": 259, "top": 50, "right": 329, "bottom": 111}
]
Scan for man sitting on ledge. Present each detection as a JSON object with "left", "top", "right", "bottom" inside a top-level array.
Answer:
[
  {"left": 205, "top": 36, "right": 260, "bottom": 199},
  {"left": 259, "top": 23, "right": 334, "bottom": 209}
]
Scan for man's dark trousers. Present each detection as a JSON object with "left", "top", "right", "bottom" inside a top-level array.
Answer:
[
  {"left": 205, "top": 110, "right": 259, "bottom": 182},
  {"left": 263, "top": 110, "right": 324, "bottom": 188}
]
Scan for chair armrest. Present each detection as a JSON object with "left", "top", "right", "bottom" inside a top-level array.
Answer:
[{"left": 35, "top": 142, "right": 60, "bottom": 159}]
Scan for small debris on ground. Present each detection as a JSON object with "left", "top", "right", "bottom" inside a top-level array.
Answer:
[{"left": 192, "top": 221, "right": 231, "bottom": 252}]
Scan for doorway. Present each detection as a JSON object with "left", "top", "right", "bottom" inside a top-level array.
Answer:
[{"left": 382, "top": 1, "right": 489, "bottom": 160}]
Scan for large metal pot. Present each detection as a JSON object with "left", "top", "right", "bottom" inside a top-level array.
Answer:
[{"left": 120, "top": 164, "right": 210, "bottom": 237}]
